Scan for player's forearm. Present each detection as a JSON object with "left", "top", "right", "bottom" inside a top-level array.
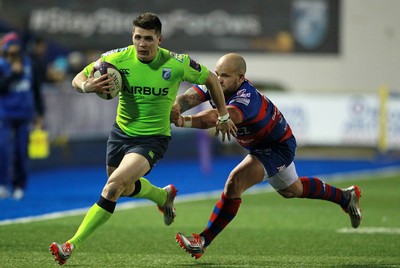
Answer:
[
  {"left": 71, "top": 71, "right": 87, "bottom": 93},
  {"left": 176, "top": 87, "right": 205, "bottom": 113},
  {"left": 182, "top": 109, "right": 218, "bottom": 129},
  {"left": 175, "top": 95, "right": 194, "bottom": 113},
  {"left": 205, "top": 72, "right": 229, "bottom": 117}
]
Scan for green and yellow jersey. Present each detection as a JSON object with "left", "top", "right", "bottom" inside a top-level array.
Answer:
[{"left": 84, "top": 46, "right": 209, "bottom": 136}]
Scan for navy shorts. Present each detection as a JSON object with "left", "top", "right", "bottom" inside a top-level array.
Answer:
[
  {"left": 249, "top": 135, "right": 297, "bottom": 178},
  {"left": 106, "top": 122, "right": 170, "bottom": 169}
]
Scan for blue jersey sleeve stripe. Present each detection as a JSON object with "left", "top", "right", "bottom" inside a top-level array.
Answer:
[{"left": 193, "top": 84, "right": 209, "bottom": 101}]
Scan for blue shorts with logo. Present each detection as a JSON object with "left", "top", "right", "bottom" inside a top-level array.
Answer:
[{"left": 249, "top": 135, "right": 297, "bottom": 178}]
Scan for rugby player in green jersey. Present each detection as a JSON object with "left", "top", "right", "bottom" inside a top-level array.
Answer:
[{"left": 50, "top": 12, "right": 237, "bottom": 265}]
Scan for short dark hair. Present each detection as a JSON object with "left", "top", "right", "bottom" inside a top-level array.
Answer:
[{"left": 133, "top": 12, "right": 162, "bottom": 35}]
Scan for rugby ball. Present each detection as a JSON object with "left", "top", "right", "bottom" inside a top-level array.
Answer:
[{"left": 93, "top": 61, "right": 122, "bottom": 100}]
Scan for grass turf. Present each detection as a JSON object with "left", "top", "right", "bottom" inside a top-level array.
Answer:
[{"left": 0, "top": 175, "right": 399, "bottom": 267}]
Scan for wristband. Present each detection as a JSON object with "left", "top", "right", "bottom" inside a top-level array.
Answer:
[
  {"left": 218, "top": 113, "right": 230, "bottom": 123},
  {"left": 81, "top": 81, "right": 88, "bottom": 93},
  {"left": 182, "top": 115, "right": 192, "bottom": 128}
]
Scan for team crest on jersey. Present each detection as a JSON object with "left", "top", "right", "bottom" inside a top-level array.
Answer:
[{"left": 162, "top": 68, "right": 172, "bottom": 80}]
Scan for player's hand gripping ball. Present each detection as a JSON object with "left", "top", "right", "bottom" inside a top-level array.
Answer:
[{"left": 93, "top": 61, "right": 122, "bottom": 100}]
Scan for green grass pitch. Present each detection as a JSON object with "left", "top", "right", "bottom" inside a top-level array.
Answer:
[{"left": 0, "top": 174, "right": 399, "bottom": 267}]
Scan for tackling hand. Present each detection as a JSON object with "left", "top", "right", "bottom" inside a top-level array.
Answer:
[{"left": 215, "top": 118, "right": 237, "bottom": 142}]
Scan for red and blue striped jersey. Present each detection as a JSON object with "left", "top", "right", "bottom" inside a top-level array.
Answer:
[{"left": 193, "top": 80, "right": 293, "bottom": 150}]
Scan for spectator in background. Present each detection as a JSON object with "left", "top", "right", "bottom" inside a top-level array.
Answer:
[
  {"left": 27, "top": 37, "right": 47, "bottom": 129},
  {"left": 67, "top": 50, "right": 87, "bottom": 77},
  {"left": 47, "top": 55, "right": 68, "bottom": 83},
  {"left": 0, "top": 32, "right": 36, "bottom": 200},
  {"left": 27, "top": 36, "right": 68, "bottom": 85}
]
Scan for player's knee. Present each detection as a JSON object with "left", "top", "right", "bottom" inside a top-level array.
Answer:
[
  {"left": 103, "top": 176, "right": 128, "bottom": 200},
  {"left": 277, "top": 179, "right": 304, "bottom": 199},
  {"left": 224, "top": 174, "right": 243, "bottom": 198},
  {"left": 106, "top": 165, "right": 117, "bottom": 177},
  {"left": 277, "top": 189, "right": 297, "bottom": 199},
  {"left": 277, "top": 185, "right": 303, "bottom": 198}
]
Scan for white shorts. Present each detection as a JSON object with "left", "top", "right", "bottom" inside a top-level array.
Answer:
[{"left": 262, "top": 161, "right": 298, "bottom": 191}]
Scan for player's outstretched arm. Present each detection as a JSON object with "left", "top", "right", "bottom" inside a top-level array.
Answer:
[
  {"left": 204, "top": 72, "right": 237, "bottom": 141},
  {"left": 171, "top": 86, "right": 206, "bottom": 124},
  {"left": 175, "top": 86, "right": 205, "bottom": 113},
  {"left": 176, "top": 106, "right": 242, "bottom": 132},
  {"left": 204, "top": 72, "right": 228, "bottom": 117}
]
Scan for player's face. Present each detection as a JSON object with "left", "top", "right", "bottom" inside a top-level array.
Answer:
[
  {"left": 215, "top": 64, "right": 243, "bottom": 96},
  {"left": 132, "top": 27, "right": 161, "bottom": 62}
]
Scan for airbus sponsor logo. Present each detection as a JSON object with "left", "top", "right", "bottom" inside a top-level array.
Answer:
[{"left": 123, "top": 86, "right": 169, "bottom": 96}]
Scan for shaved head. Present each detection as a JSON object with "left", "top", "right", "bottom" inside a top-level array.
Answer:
[
  {"left": 215, "top": 53, "right": 247, "bottom": 97},
  {"left": 216, "top": 53, "right": 247, "bottom": 76}
]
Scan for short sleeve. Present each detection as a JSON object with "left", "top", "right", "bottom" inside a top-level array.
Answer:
[{"left": 182, "top": 56, "right": 209, "bottom": 85}]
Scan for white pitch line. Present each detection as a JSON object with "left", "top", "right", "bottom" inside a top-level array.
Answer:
[
  {"left": 0, "top": 186, "right": 272, "bottom": 226},
  {"left": 337, "top": 227, "right": 400, "bottom": 234},
  {"left": 0, "top": 166, "right": 398, "bottom": 226}
]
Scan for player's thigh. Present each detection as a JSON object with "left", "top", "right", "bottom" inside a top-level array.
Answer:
[
  {"left": 268, "top": 162, "right": 299, "bottom": 193},
  {"left": 108, "top": 152, "right": 150, "bottom": 185},
  {"left": 225, "top": 155, "right": 265, "bottom": 195},
  {"left": 103, "top": 153, "right": 150, "bottom": 200},
  {"left": 107, "top": 165, "right": 116, "bottom": 177}
]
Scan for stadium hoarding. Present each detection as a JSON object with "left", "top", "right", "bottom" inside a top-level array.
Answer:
[
  {"left": 41, "top": 80, "right": 400, "bottom": 150},
  {"left": 266, "top": 91, "right": 400, "bottom": 149},
  {"left": 0, "top": 0, "right": 340, "bottom": 54}
]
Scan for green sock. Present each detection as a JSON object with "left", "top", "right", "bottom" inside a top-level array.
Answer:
[
  {"left": 132, "top": 177, "right": 167, "bottom": 206},
  {"left": 67, "top": 203, "right": 112, "bottom": 249}
]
